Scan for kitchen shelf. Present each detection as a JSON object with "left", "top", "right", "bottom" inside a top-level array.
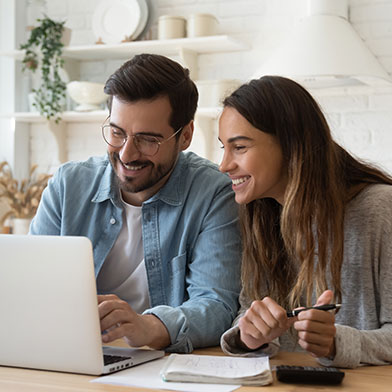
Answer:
[
  {"left": 1, "top": 35, "right": 248, "bottom": 61},
  {"left": 1, "top": 34, "right": 242, "bottom": 164},
  {"left": 2, "top": 111, "right": 107, "bottom": 123},
  {"left": 2, "top": 35, "right": 248, "bottom": 80},
  {"left": 0, "top": 107, "right": 222, "bottom": 164},
  {"left": 0, "top": 107, "right": 221, "bottom": 123}
]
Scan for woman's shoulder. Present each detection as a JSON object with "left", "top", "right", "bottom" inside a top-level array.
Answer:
[
  {"left": 346, "top": 183, "right": 392, "bottom": 225},
  {"left": 351, "top": 183, "right": 392, "bottom": 205}
]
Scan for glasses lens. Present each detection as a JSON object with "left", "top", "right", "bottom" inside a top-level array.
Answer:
[
  {"left": 102, "top": 125, "right": 126, "bottom": 148},
  {"left": 134, "top": 134, "right": 160, "bottom": 156}
]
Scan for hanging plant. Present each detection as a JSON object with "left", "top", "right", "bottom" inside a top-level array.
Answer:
[{"left": 20, "top": 16, "right": 66, "bottom": 123}]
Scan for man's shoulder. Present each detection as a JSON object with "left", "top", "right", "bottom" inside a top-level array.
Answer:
[
  {"left": 180, "top": 152, "right": 231, "bottom": 186},
  {"left": 52, "top": 156, "right": 112, "bottom": 195},
  {"left": 57, "top": 155, "right": 110, "bottom": 178}
]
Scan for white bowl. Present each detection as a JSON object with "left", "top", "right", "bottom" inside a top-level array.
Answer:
[{"left": 67, "top": 81, "right": 108, "bottom": 111}]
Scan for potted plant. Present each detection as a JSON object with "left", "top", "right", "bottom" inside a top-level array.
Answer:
[
  {"left": 0, "top": 161, "right": 52, "bottom": 234},
  {"left": 20, "top": 16, "right": 68, "bottom": 123}
]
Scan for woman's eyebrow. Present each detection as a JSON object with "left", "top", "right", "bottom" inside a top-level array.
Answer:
[{"left": 226, "top": 135, "right": 254, "bottom": 143}]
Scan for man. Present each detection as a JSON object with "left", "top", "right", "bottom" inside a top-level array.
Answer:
[{"left": 30, "top": 54, "right": 241, "bottom": 353}]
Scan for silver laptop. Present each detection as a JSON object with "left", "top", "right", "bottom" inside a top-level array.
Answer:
[{"left": 0, "top": 234, "right": 164, "bottom": 375}]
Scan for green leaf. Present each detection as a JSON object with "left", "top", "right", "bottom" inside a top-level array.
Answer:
[{"left": 20, "top": 15, "right": 67, "bottom": 122}]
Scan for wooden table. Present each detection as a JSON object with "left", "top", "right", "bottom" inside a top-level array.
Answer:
[{"left": 1, "top": 343, "right": 391, "bottom": 391}]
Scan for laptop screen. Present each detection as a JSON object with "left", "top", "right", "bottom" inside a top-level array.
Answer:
[{"left": 0, "top": 235, "right": 106, "bottom": 374}]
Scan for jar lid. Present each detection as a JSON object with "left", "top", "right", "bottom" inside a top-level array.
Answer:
[
  {"left": 158, "top": 15, "right": 186, "bottom": 21},
  {"left": 188, "top": 13, "right": 218, "bottom": 20}
]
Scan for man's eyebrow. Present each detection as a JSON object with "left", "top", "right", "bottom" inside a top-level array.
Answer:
[
  {"left": 108, "top": 121, "right": 126, "bottom": 133},
  {"left": 108, "top": 122, "right": 164, "bottom": 138}
]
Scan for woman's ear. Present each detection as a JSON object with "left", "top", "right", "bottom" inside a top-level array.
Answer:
[{"left": 180, "top": 120, "right": 194, "bottom": 151}]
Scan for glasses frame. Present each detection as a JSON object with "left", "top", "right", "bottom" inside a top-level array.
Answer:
[{"left": 101, "top": 117, "right": 183, "bottom": 156}]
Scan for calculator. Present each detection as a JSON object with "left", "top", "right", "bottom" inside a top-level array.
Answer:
[{"left": 276, "top": 365, "right": 345, "bottom": 384}]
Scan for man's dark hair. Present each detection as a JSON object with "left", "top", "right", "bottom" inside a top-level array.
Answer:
[{"left": 104, "top": 54, "right": 198, "bottom": 133}]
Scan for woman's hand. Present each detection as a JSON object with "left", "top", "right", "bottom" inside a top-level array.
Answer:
[
  {"left": 238, "top": 296, "right": 295, "bottom": 350},
  {"left": 293, "top": 290, "right": 336, "bottom": 358}
]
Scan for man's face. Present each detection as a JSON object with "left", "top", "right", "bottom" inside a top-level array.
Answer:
[{"left": 107, "top": 96, "right": 184, "bottom": 206}]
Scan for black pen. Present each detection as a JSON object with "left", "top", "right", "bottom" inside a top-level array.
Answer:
[{"left": 286, "top": 304, "right": 342, "bottom": 318}]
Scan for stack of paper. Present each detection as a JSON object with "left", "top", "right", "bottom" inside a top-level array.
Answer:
[{"left": 160, "top": 354, "right": 273, "bottom": 386}]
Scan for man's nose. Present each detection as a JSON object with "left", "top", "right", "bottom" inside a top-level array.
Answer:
[{"left": 119, "top": 136, "right": 142, "bottom": 162}]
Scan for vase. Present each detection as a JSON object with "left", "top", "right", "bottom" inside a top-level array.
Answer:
[{"left": 12, "top": 218, "right": 32, "bottom": 235}]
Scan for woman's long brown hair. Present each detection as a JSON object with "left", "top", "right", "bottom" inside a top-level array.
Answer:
[{"left": 223, "top": 76, "right": 392, "bottom": 309}]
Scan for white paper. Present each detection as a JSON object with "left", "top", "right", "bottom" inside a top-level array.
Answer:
[
  {"left": 91, "top": 357, "right": 240, "bottom": 392},
  {"left": 164, "top": 354, "right": 270, "bottom": 378}
]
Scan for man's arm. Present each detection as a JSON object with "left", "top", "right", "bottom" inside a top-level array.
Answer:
[
  {"left": 145, "top": 184, "right": 242, "bottom": 352},
  {"left": 98, "top": 294, "right": 170, "bottom": 349},
  {"left": 30, "top": 173, "right": 62, "bottom": 235}
]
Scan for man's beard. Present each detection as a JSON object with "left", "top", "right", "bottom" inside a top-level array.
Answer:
[{"left": 109, "top": 151, "right": 178, "bottom": 194}]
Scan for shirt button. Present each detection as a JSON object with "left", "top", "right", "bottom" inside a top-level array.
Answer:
[{"left": 110, "top": 218, "right": 116, "bottom": 225}]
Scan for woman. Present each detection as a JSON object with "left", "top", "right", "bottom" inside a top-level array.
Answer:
[{"left": 219, "top": 76, "right": 392, "bottom": 368}]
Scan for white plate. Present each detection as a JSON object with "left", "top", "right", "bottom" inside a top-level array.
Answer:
[
  {"left": 92, "top": 0, "right": 148, "bottom": 44},
  {"left": 133, "top": 0, "right": 149, "bottom": 40}
]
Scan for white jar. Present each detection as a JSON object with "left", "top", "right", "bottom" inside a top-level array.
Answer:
[
  {"left": 187, "top": 14, "right": 218, "bottom": 38},
  {"left": 158, "top": 15, "right": 186, "bottom": 40},
  {"left": 12, "top": 218, "right": 32, "bottom": 235}
]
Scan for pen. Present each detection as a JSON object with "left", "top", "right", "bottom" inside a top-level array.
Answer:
[{"left": 286, "top": 304, "right": 342, "bottom": 318}]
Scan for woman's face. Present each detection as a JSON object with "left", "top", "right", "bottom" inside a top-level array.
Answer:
[{"left": 219, "top": 107, "right": 287, "bottom": 205}]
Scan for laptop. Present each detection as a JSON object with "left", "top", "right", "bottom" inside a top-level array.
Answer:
[{"left": 0, "top": 234, "right": 164, "bottom": 375}]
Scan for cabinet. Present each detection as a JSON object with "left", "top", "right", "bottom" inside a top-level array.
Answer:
[{"left": 0, "top": 35, "right": 248, "bottom": 164}]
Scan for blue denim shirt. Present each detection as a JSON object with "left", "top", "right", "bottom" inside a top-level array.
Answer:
[{"left": 30, "top": 152, "right": 241, "bottom": 353}]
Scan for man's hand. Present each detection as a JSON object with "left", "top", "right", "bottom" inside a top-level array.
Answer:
[
  {"left": 238, "top": 297, "right": 295, "bottom": 350},
  {"left": 98, "top": 294, "right": 170, "bottom": 350},
  {"left": 293, "top": 290, "right": 336, "bottom": 358}
]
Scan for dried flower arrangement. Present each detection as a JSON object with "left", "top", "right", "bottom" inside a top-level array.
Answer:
[{"left": 0, "top": 161, "right": 52, "bottom": 227}]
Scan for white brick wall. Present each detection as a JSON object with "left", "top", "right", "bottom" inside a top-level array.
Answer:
[{"left": 24, "top": 0, "right": 392, "bottom": 174}]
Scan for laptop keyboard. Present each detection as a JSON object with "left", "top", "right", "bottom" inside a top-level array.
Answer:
[{"left": 104, "top": 354, "right": 132, "bottom": 365}]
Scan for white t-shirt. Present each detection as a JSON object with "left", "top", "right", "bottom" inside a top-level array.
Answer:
[{"left": 96, "top": 199, "right": 150, "bottom": 314}]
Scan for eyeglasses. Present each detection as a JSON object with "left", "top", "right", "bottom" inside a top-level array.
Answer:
[{"left": 101, "top": 117, "right": 183, "bottom": 156}]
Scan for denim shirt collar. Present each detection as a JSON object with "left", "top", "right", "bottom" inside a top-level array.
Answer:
[
  {"left": 145, "top": 152, "right": 186, "bottom": 206},
  {"left": 90, "top": 152, "right": 186, "bottom": 207},
  {"left": 91, "top": 157, "right": 119, "bottom": 204}
]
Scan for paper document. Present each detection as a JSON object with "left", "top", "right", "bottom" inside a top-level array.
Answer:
[
  {"left": 160, "top": 354, "right": 273, "bottom": 386},
  {"left": 91, "top": 356, "right": 240, "bottom": 392}
]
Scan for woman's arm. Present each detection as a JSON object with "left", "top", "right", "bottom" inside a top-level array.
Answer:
[
  {"left": 220, "top": 294, "right": 293, "bottom": 356},
  {"left": 318, "top": 323, "right": 392, "bottom": 368}
]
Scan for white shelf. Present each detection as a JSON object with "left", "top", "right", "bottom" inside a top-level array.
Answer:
[
  {"left": 1, "top": 34, "right": 242, "bottom": 164},
  {"left": 1, "top": 35, "right": 248, "bottom": 61},
  {"left": 0, "top": 107, "right": 221, "bottom": 123},
  {"left": 0, "top": 107, "right": 222, "bottom": 165},
  {"left": 2, "top": 111, "right": 108, "bottom": 123}
]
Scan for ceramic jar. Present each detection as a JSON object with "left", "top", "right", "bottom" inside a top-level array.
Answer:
[
  {"left": 12, "top": 218, "right": 32, "bottom": 235},
  {"left": 158, "top": 15, "right": 186, "bottom": 40},
  {"left": 187, "top": 14, "right": 218, "bottom": 38}
]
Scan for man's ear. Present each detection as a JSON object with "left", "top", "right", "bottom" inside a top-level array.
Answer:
[{"left": 180, "top": 120, "right": 194, "bottom": 151}]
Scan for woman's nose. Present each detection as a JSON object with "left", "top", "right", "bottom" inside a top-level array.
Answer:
[{"left": 219, "top": 151, "right": 234, "bottom": 173}]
